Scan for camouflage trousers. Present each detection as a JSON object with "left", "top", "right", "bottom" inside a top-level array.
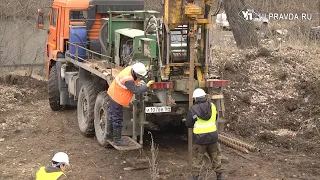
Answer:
[{"left": 192, "top": 142, "right": 222, "bottom": 176}]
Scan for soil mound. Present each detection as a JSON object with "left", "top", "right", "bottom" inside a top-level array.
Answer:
[
  {"left": 0, "top": 74, "right": 47, "bottom": 112},
  {"left": 212, "top": 46, "right": 320, "bottom": 155}
]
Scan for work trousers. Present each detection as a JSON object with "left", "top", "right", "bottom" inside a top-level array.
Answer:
[
  {"left": 109, "top": 98, "right": 123, "bottom": 128},
  {"left": 192, "top": 142, "right": 222, "bottom": 176}
]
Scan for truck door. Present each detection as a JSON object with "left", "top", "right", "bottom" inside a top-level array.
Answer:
[{"left": 48, "top": 7, "right": 60, "bottom": 53}]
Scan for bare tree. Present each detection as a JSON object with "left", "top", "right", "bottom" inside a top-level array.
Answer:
[
  {"left": 144, "top": 0, "right": 163, "bottom": 13},
  {"left": 224, "top": 0, "right": 260, "bottom": 49},
  {"left": 0, "top": 0, "right": 48, "bottom": 66}
]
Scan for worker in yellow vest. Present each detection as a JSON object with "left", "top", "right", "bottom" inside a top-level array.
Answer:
[
  {"left": 107, "top": 62, "right": 154, "bottom": 146},
  {"left": 36, "top": 152, "right": 69, "bottom": 180},
  {"left": 185, "top": 88, "right": 222, "bottom": 180}
]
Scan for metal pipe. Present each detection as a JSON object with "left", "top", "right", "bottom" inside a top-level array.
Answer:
[
  {"left": 132, "top": 100, "right": 137, "bottom": 141},
  {"left": 139, "top": 95, "right": 145, "bottom": 145},
  {"left": 204, "top": 29, "right": 209, "bottom": 78},
  {"left": 188, "top": 22, "right": 196, "bottom": 170},
  {"left": 166, "top": 31, "right": 170, "bottom": 66},
  {"left": 155, "top": 24, "right": 162, "bottom": 74},
  {"left": 218, "top": 136, "right": 249, "bottom": 154},
  {"left": 67, "top": 41, "right": 111, "bottom": 59},
  {"left": 75, "top": 44, "right": 78, "bottom": 61},
  {"left": 140, "top": 117, "right": 144, "bottom": 145},
  {"left": 219, "top": 134, "right": 260, "bottom": 152},
  {"left": 221, "top": 133, "right": 259, "bottom": 151}
]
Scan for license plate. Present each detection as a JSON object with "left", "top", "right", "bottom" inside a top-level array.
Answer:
[{"left": 145, "top": 106, "right": 171, "bottom": 113}]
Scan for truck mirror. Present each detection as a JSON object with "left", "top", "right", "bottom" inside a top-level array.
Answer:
[{"left": 37, "top": 8, "right": 44, "bottom": 29}]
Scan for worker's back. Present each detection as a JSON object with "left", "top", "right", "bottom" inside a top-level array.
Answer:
[{"left": 36, "top": 166, "right": 67, "bottom": 180}]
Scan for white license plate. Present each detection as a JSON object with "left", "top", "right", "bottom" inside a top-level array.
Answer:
[{"left": 145, "top": 106, "right": 171, "bottom": 113}]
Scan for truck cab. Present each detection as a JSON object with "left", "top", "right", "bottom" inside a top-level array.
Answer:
[{"left": 38, "top": 0, "right": 144, "bottom": 79}]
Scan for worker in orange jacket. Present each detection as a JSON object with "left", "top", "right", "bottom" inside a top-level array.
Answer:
[{"left": 107, "top": 62, "right": 154, "bottom": 146}]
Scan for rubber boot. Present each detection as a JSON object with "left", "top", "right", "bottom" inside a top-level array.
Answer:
[
  {"left": 113, "top": 127, "right": 128, "bottom": 146},
  {"left": 216, "top": 172, "right": 222, "bottom": 180},
  {"left": 105, "top": 120, "right": 113, "bottom": 141}
]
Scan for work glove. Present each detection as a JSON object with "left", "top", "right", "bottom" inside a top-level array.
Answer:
[
  {"left": 138, "top": 80, "right": 146, "bottom": 86},
  {"left": 147, "top": 80, "right": 155, "bottom": 87}
]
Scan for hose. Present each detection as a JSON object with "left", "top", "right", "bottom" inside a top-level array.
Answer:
[
  {"left": 144, "top": 23, "right": 156, "bottom": 37},
  {"left": 71, "top": 32, "right": 86, "bottom": 47},
  {"left": 99, "top": 21, "right": 109, "bottom": 58},
  {"left": 146, "top": 15, "right": 157, "bottom": 28},
  {"left": 144, "top": 15, "right": 163, "bottom": 78},
  {"left": 98, "top": 15, "right": 122, "bottom": 60}
]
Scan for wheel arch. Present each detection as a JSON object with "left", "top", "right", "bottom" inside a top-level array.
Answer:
[
  {"left": 77, "top": 67, "right": 109, "bottom": 98},
  {"left": 46, "top": 52, "right": 65, "bottom": 80}
]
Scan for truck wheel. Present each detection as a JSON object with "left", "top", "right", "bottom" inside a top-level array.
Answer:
[
  {"left": 77, "top": 81, "right": 102, "bottom": 136},
  {"left": 48, "top": 65, "right": 64, "bottom": 111},
  {"left": 94, "top": 91, "right": 110, "bottom": 147}
]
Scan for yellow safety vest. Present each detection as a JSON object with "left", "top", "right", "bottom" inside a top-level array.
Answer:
[
  {"left": 193, "top": 103, "right": 217, "bottom": 134},
  {"left": 36, "top": 166, "right": 66, "bottom": 180}
]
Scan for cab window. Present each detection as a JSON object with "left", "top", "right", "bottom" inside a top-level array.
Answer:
[
  {"left": 50, "top": 8, "right": 57, "bottom": 26},
  {"left": 70, "top": 10, "right": 87, "bottom": 21}
]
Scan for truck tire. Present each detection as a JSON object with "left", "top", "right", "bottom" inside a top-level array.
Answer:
[
  {"left": 48, "top": 65, "right": 63, "bottom": 111},
  {"left": 94, "top": 91, "right": 110, "bottom": 147},
  {"left": 77, "top": 81, "right": 102, "bottom": 136}
]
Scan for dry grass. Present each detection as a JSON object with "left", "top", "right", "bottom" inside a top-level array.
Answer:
[
  {"left": 259, "top": 22, "right": 319, "bottom": 51},
  {"left": 0, "top": 0, "right": 50, "bottom": 19},
  {"left": 0, "top": 0, "right": 47, "bottom": 67},
  {"left": 147, "top": 132, "right": 159, "bottom": 180}
]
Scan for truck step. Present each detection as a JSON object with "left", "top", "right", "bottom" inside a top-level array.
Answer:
[{"left": 107, "top": 136, "right": 142, "bottom": 151}]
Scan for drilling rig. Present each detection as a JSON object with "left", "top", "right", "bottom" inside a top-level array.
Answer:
[{"left": 36, "top": 0, "right": 228, "bottom": 152}]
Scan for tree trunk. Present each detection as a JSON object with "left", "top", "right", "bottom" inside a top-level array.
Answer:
[
  {"left": 144, "top": 0, "right": 163, "bottom": 13},
  {"left": 224, "top": 0, "right": 260, "bottom": 49}
]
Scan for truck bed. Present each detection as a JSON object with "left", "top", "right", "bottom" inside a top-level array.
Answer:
[{"left": 65, "top": 50, "right": 124, "bottom": 83}]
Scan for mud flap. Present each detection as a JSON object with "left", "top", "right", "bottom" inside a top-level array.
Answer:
[{"left": 106, "top": 136, "right": 142, "bottom": 151}]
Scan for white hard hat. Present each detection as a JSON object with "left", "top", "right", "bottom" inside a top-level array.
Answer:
[
  {"left": 132, "top": 62, "right": 147, "bottom": 76},
  {"left": 193, "top": 88, "right": 206, "bottom": 98},
  {"left": 52, "top": 152, "right": 69, "bottom": 165}
]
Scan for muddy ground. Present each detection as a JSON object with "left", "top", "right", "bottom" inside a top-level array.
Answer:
[{"left": 1, "top": 61, "right": 320, "bottom": 180}]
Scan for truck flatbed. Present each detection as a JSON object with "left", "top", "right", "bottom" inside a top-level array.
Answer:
[{"left": 65, "top": 50, "right": 124, "bottom": 83}]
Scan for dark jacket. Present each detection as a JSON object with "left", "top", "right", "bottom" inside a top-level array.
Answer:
[
  {"left": 124, "top": 69, "right": 148, "bottom": 94},
  {"left": 185, "top": 98, "right": 218, "bottom": 145},
  {"left": 44, "top": 164, "right": 68, "bottom": 180}
]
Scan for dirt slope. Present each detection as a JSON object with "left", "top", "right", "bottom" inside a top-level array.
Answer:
[
  {"left": 0, "top": 67, "right": 320, "bottom": 180},
  {"left": 212, "top": 44, "right": 320, "bottom": 156}
]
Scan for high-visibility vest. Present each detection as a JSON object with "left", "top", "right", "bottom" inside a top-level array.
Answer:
[
  {"left": 107, "top": 65, "right": 138, "bottom": 106},
  {"left": 36, "top": 166, "right": 66, "bottom": 180},
  {"left": 193, "top": 103, "right": 217, "bottom": 134}
]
